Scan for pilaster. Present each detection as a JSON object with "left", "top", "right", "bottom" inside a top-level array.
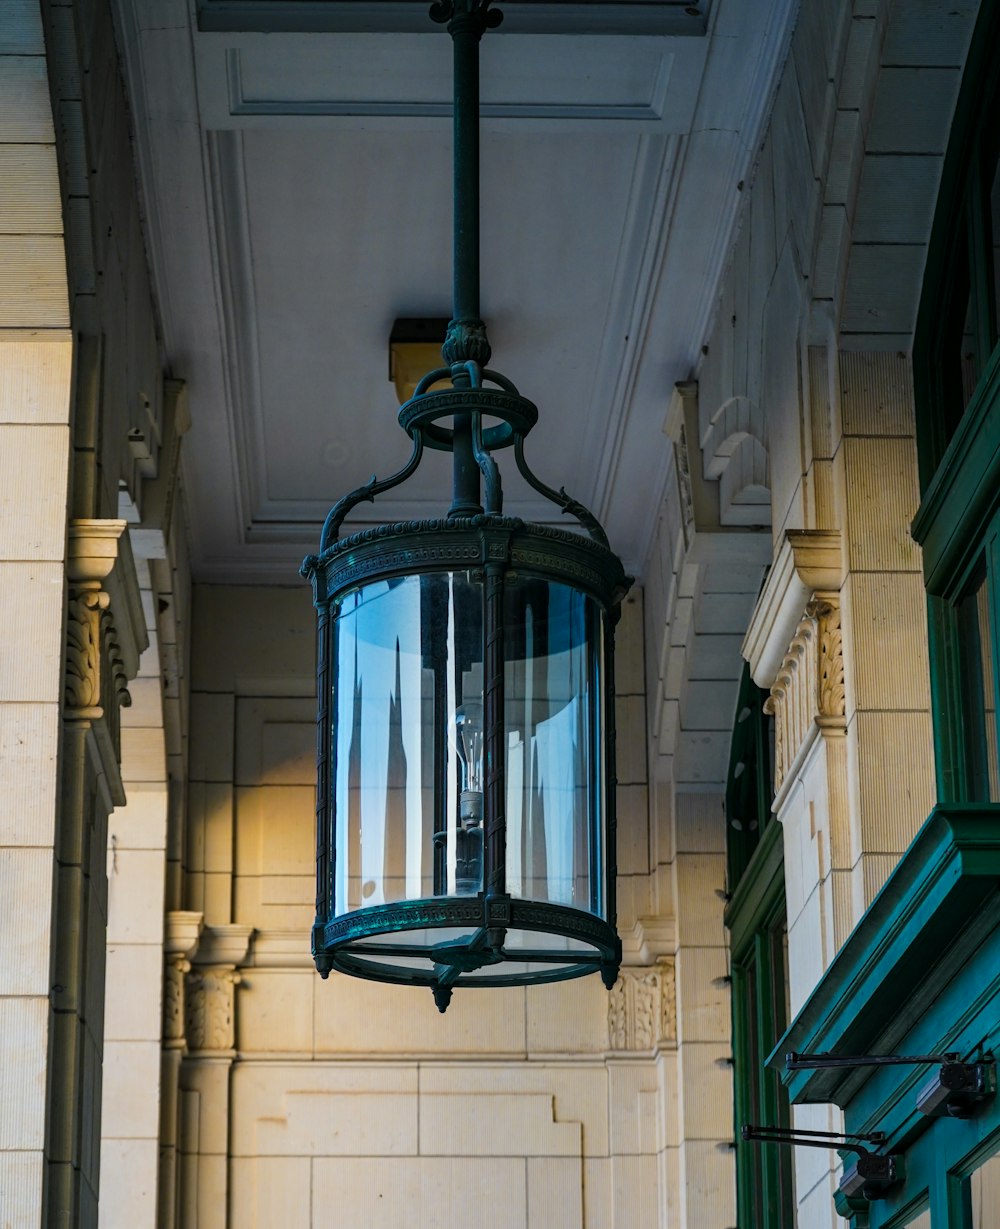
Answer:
[
  {"left": 48, "top": 519, "right": 147, "bottom": 1225},
  {"left": 176, "top": 924, "right": 252, "bottom": 1228},
  {"left": 743, "top": 534, "right": 853, "bottom": 1007}
]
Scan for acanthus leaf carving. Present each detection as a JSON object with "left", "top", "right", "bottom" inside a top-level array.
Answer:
[
  {"left": 766, "top": 593, "right": 845, "bottom": 794},
  {"left": 607, "top": 958, "right": 676, "bottom": 1052},
  {"left": 163, "top": 956, "right": 191, "bottom": 1048},
  {"left": 65, "top": 590, "right": 109, "bottom": 710},
  {"left": 185, "top": 966, "right": 242, "bottom": 1053}
]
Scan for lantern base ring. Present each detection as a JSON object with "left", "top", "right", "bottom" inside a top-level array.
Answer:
[
  {"left": 313, "top": 896, "right": 622, "bottom": 1009},
  {"left": 398, "top": 386, "right": 538, "bottom": 451}
]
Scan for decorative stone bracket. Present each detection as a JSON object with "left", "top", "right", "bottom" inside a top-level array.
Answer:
[
  {"left": 185, "top": 967, "right": 242, "bottom": 1054},
  {"left": 608, "top": 957, "right": 677, "bottom": 1052},
  {"left": 164, "top": 911, "right": 204, "bottom": 1051},
  {"left": 663, "top": 381, "right": 771, "bottom": 536},
  {"left": 64, "top": 520, "right": 148, "bottom": 806},
  {"left": 741, "top": 528, "right": 846, "bottom": 803},
  {"left": 742, "top": 529, "right": 844, "bottom": 689},
  {"left": 765, "top": 595, "right": 846, "bottom": 796},
  {"left": 180, "top": 924, "right": 253, "bottom": 1058}
]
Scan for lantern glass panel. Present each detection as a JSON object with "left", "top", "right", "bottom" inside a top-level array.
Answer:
[
  {"left": 504, "top": 576, "right": 604, "bottom": 917},
  {"left": 332, "top": 570, "right": 484, "bottom": 915}
]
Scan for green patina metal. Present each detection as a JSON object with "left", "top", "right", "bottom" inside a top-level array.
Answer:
[
  {"left": 773, "top": 806, "right": 1000, "bottom": 1228},
  {"left": 301, "top": 0, "right": 631, "bottom": 1010}
]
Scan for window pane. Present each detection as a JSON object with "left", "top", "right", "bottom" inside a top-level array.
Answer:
[
  {"left": 971, "top": 1149, "right": 1000, "bottom": 1228},
  {"left": 957, "top": 560, "right": 1000, "bottom": 801},
  {"left": 504, "top": 577, "right": 603, "bottom": 916},
  {"left": 906, "top": 1212, "right": 930, "bottom": 1229},
  {"left": 332, "top": 571, "right": 483, "bottom": 912}
]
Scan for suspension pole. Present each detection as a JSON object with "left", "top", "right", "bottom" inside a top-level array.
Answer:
[
  {"left": 433, "top": 1, "right": 500, "bottom": 517},
  {"left": 451, "top": 9, "right": 481, "bottom": 322}
]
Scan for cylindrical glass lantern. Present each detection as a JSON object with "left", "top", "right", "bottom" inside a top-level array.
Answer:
[
  {"left": 301, "top": 0, "right": 631, "bottom": 1010},
  {"left": 306, "top": 513, "right": 628, "bottom": 1009}
]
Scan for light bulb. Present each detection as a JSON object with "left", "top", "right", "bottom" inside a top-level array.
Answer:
[{"left": 455, "top": 701, "right": 484, "bottom": 827}]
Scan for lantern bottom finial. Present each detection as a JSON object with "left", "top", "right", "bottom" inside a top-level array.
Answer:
[{"left": 433, "top": 985, "right": 453, "bottom": 1013}]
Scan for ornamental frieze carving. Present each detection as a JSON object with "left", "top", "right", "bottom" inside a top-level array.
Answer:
[
  {"left": 185, "top": 967, "right": 242, "bottom": 1053},
  {"left": 764, "top": 595, "right": 845, "bottom": 794},
  {"left": 608, "top": 958, "right": 677, "bottom": 1051}
]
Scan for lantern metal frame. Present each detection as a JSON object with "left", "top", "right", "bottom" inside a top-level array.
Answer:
[{"left": 302, "top": 0, "right": 631, "bottom": 1011}]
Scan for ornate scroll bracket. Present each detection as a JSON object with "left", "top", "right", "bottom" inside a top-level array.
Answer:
[
  {"left": 764, "top": 594, "right": 845, "bottom": 798},
  {"left": 608, "top": 958, "right": 677, "bottom": 1052},
  {"left": 64, "top": 520, "right": 148, "bottom": 806}
]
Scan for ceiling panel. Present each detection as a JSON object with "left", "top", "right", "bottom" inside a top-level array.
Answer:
[{"left": 114, "top": 0, "right": 798, "bottom": 582}]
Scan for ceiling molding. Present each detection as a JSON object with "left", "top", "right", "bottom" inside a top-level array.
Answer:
[
  {"left": 225, "top": 45, "right": 676, "bottom": 122},
  {"left": 197, "top": 1, "right": 710, "bottom": 37},
  {"left": 206, "top": 129, "right": 268, "bottom": 536}
]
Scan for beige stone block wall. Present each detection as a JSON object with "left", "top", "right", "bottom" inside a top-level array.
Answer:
[
  {"left": 0, "top": 11, "right": 73, "bottom": 1223},
  {"left": 837, "top": 353, "right": 935, "bottom": 911}
]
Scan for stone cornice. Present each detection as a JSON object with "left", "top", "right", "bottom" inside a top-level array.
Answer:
[
  {"left": 742, "top": 529, "right": 844, "bottom": 688},
  {"left": 165, "top": 910, "right": 204, "bottom": 959},
  {"left": 620, "top": 915, "right": 677, "bottom": 967},
  {"left": 192, "top": 923, "right": 254, "bottom": 968}
]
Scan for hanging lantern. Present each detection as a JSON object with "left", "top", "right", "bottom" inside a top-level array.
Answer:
[{"left": 301, "top": 0, "right": 631, "bottom": 1012}]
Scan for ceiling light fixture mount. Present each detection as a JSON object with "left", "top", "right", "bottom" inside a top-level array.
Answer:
[{"left": 302, "top": 0, "right": 631, "bottom": 1011}]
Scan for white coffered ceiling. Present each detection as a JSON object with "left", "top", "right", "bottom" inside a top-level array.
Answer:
[{"left": 114, "top": 0, "right": 797, "bottom": 583}]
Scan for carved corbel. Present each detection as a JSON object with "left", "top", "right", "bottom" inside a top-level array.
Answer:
[
  {"left": 743, "top": 529, "right": 844, "bottom": 689},
  {"left": 64, "top": 520, "right": 148, "bottom": 805},
  {"left": 184, "top": 924, "right": 253, "bottom": 1057},
  {"left": 185, "top": 967, "right": 242, "bottom": 1054},
  {"left": 164, "top": 911, "right": 204, "bottom": 1051},
  {"left": 608, "top": 957, "right": 677, "bottom": 1052},
  {"left": 763, "top": 594, "right": 845, "bottom": 795}
]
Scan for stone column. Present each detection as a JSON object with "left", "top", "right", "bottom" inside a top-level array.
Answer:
[
  {"left": 157, "top": 911, "right": 203, "bottom": 1229},
  {"left": 177, "top": 925, "right": 252, "bottom": 1228}
]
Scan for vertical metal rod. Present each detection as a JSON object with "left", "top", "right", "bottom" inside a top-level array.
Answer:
[
  {"left": 602, "top": 605, "right": 621, "bottom": 988},
  {"left": 451, "top": 18, "right": 480, "bottom": 322},
  {"left": 450, "top": 409, "right": 482, "bottom": 517},
  {"left": 438, "top": 3, "right": 497, "bottom": 518},
  {"left": 483, "top": 561, "right": 507, "bottom": 913}
]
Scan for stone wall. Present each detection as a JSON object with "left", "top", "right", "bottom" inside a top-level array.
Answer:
[
  {"left": 0, "top": 7, "right": 75, "bottom": 1218},
  {"left": 0, "top": 0, "right": 175, "bottom": 1223},
  {"left": 680, "top": 0, "right": 978, "bottom": 1224}
]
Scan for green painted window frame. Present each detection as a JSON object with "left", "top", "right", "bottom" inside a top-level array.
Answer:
[
  {"left": 912, "top": 0, "right": 1000, "bottom": 806},
  {"left": 725, "top": 664, "right": 793, "bottom": 1229}
]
